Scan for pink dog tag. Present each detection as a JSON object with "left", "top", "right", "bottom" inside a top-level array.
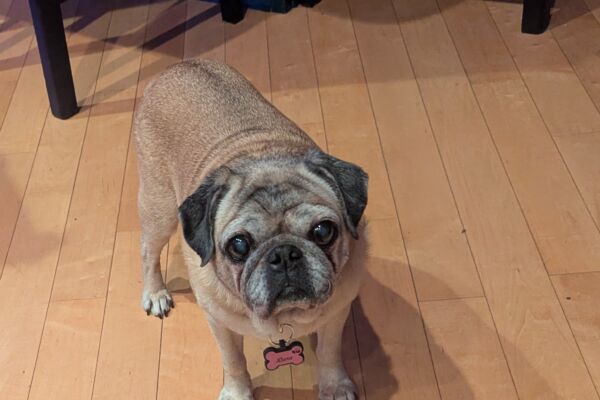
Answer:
[{"left": 263, "top": 340, "right": 305, "bottom": 371}]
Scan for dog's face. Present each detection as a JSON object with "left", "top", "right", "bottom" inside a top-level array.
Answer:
[{"left": 179, "top": 149, "right": 368, "bottom": 320}]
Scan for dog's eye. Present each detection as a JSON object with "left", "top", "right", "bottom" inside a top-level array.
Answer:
[
  {"left": 227, "top": 235, "right": 251, "bottom": 262},
  {"left": 310, "top": 221, "right": 337, "bottom": 247}
]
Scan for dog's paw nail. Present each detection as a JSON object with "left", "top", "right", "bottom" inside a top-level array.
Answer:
[{"left": 141, "top": 288, "right": 174, "bottom": 319}]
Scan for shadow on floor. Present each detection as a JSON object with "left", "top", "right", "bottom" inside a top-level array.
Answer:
[
  {"left": 0, "top": 0, "right": 590, "bottom": 120},
  {"left": 0, "top": 0, "right": 585, "bottom": 75},
  {"left": 164, "top": 218, "right": 555, "bottom": 399}
]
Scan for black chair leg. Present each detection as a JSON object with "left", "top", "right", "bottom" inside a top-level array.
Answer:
[
  {"left": 28, "top": 0, "right": 78, "bottom": 119},
  {"left": 220, "top": 0, "right": 247, "bottom": 24},
  {"left": 298, "top": 0, "right": 321, "bottom": 7},
  {"left": 521, "top": 0, "right": 555, "bottom": 34}
]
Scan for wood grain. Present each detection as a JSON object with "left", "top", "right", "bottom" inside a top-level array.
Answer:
[
  {"left": 225, "top": 10, "right": 270, "bottom": 98},
  {"left": 0, "top": 38, "right": 47, "bottom": 154},
  {"left": 0, "top": 0, "right": 85, "bottom": 278},
  {"left": 584, "top": 0, "right": 600, "bottom": 22},
  {"left": 421, "top": 298, "right": 518, "bottom": 400},
  {"left": 183, "top": 0, "right": 224, "bottom": 62},
  {"left": 552, "top": 272, "right": 600, "bottom": 392},
  {"left": 92, "top": 232, "right": 164, "bottom": 400},
  {"left": 0, "top": 0, "right": 15, "bottom": 24},
  {"left": 551, "top": 0, "right": 600, "bottom": 112},
  {"left": 268, "top": 8, "right": 327, "bottom": 149},
  {"left": 439, "top": 0, "right": 600, "bottom": 275},
  {"left": 395, "top": 0, "right": 599, "bottom": 397},
  {"left": 29, "top": 298, "right": 106, "bottom": 400},
  {"left": 487, "top": 0, "right": 600, "bottom": 136},
  {"left": 0, "top": 152, "right": 32, "bottom": 277},
  {"left": 554, "top": 132, "right": 600, "bottom": 226},
  {"left": 0, "top": 0, "right": 111, "bottom": 396},
  {"left": 347, "top": 0, "right": 483, "bottom": 300},
  {"left": 29, "top": 0, "right": 170, "bottom": 398},
  {"left": 0, "top": 0, "right": 36, "bottom": 129},
  {"left": 353, "top": 219, "right": 439, "bottom": 399}
]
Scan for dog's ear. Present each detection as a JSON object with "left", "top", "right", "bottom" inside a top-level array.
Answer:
[
  {"left": 305, "top": 149, "right": 368, "bottom": 239},
  {"left": 179, "top": 167, "right": 230, "bottom": 266}
]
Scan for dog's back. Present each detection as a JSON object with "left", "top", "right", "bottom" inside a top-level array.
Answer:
[{"left": 134, "top": 60, "right": 314, "bottom": 203}]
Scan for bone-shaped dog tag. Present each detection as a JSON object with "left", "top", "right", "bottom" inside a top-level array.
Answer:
[{"left": 263, "top": 340, "right": 304, "bottom": 371}]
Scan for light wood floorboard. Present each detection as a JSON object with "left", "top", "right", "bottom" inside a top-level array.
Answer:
[{"left": 1, "top": 1, "right": 600, "bottom": 399}]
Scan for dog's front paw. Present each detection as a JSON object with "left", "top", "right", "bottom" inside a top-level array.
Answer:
[
  {"left": 141, "top": 288, "right": 174, "bottom": 319},
  {"left": 218, "top": 382, "right": 254, "bottom": 400},
  {"left": 319, "top": 375, "right": 358, "bottom": 400}
]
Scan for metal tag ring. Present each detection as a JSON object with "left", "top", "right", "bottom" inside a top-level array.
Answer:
[{"left": 269, "top": 323, "right": 295, "bottom": 346}]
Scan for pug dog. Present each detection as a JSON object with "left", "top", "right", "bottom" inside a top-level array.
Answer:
[{"left": 134, "top": 60, "right": 368, "bottom": 400}]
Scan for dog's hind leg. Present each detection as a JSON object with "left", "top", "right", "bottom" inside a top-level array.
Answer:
[{"left": 138, "top": 181, "right": 178, "bottom": 318}]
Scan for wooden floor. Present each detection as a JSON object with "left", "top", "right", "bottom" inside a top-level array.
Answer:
[{"left": 1, "top": 0, "right": 600, "bottom": 398}]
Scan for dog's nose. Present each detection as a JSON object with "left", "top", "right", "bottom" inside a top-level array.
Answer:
[{"left": 267, "top": 244, "right": 303, "bottom": 272}]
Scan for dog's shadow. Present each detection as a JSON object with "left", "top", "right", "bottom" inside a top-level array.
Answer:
[
  {"left": 165, "top": 241, "right": 554, "bottom": 399},
  {"left": 247, "top": 269, "right": 472, "bottom": 399},
  {"left": 165, "top": 225, "right": 473, "bottom": 399}
]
